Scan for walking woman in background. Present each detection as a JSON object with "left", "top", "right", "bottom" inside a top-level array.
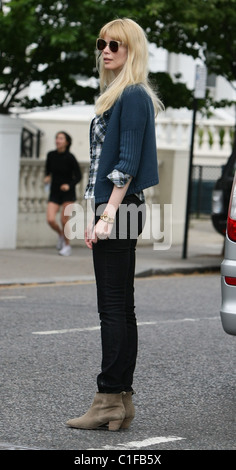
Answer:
[
  {"left": 44, "top": 131, "right": 81, "bottom": 256},
  {"left": 67, "top": 18, "right": 163, "bottom": 430}
]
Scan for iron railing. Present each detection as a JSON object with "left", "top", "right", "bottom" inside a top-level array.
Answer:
[{"left": 21, "top": 126, "right": 42, "bottom": 158}]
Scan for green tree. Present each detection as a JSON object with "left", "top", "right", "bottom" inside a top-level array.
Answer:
[
  {"left": 142, "top": 0, "right": 236, "bottom": 112},
  {"left": 0, "top": 0, "right": 235, "bottom": 114},
  {"left": 0, "top": 0, "right": 98, "bottom": 113},
  {"left": 142, "top": 0, "right": 236, "bottom": 84},
  {"left": 0, "top": 0, "right": 150, "bottom": 113}
]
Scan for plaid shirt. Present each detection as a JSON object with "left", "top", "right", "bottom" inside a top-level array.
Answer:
[{"left": 84, "top": 115, "right": 144, "bottom": 202}]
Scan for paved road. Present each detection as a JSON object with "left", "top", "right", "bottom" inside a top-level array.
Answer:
[{"left": 0, "top": 273, "right": 235, "bottom": 461}]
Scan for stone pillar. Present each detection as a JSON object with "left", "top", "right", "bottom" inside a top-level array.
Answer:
[
  {"left": 158, "top": 148, "right": 189, "bottom": 244},
  {"left": 0, "top": 115, "right": 23, "bottom": 248}
]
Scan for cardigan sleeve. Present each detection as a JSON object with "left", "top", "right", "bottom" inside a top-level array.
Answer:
[
  {"left": 112, "top": 86, "right": 149, "bottom": 177},
  {"left": 107, "top": 169, "right": 131, "bottom": 187}
]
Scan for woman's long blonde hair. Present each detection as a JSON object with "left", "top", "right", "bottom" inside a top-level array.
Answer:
[{"left": 95, "top": 18, "right": 164, "bottom": 116}]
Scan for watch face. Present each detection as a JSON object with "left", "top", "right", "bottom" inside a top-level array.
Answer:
[{"left": 100, "top": 214, "right": 113, "bottom": 223}]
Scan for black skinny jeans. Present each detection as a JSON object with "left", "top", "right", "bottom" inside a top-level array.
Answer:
[{"left": 92, "top": 195, "right": 146, "bottom": 393}]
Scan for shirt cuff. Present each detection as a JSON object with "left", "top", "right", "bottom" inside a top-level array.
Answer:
[{"left": 107, "top": 169, "right": 131, "bottom": 187}]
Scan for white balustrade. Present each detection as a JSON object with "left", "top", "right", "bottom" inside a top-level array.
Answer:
[
  {"left": 17, "top": 117, "right": 234, "bottom": 247},
  {"left": 156, "top": 117, "right": 234, "bottom": 156},
  {"left": 18, "top": 118, "right": 234, "bottom": 215},
  {"left": 18, "top": 159, "right": 88, "bottom": 214}
]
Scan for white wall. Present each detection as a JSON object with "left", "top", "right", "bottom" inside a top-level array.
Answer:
[
  {"left": 21, "top": 105, "right": 95, "bottom": 162},
  {"left": 215, "top": 76, "right": 236, "bottom": 102},
  {"left": 0, "top": 115, "right": 23, "bottom": 248}
]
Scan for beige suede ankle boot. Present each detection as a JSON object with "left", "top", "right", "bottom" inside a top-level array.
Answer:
[
  {"left": 120, "top": 391, "right": 135, "bottom": 429},
  {"left": 66, "top": 392, "right": 126, "bottom": 431}
]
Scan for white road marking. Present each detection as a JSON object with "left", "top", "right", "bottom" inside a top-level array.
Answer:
[
  {"left": 0, "top": 441, "right": 42, "bottom": 450},
  {"left": 0, "top": 436, "right": 184, "bottom": 451},
  {"left": 0, "top": 295, "right": 26, "bottom": 300},
  {"left": 32, "top": 317, "right": 219, "bottom": 335},
  {"left": 33, "top": 325, "right": 100, "bottom": 335},
  {"left": 88, "top": 435, "right": 185, "bottom": 450}
]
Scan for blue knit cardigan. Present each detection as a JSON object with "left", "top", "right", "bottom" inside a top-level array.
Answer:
[{"left": 92, "top": 84, "right": 159, "bottom": 203}]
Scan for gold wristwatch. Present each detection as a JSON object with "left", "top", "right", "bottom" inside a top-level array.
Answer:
[{"left": 100, "top": 213, "right": 114, "bottom": 224}]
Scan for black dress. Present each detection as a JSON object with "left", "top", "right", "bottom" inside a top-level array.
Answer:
[{"left": 45, "top": 150, "right": 81, "bottom": 204}]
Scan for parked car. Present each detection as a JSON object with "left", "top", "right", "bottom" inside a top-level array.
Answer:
[
  {"left": 211, "top": 149, "right": 236, "bottom": 236},
  {"left": 220, "top": 169, "right": 236, "bottom": 335}
]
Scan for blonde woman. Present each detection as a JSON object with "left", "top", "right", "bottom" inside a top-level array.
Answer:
[{"left": 67, "top": 18, "right": 163, "bottom": 431}]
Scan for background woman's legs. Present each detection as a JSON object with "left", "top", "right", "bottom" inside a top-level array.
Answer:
[
  {"left": 61, "top": 201, "right": 73, "bottom": 246},
  {"left": 46, "top": 201, "right": 65, "bottom": 251},
  {"left": 46, "top": 202, "right": 62, "bottom": 235},
  {"left": 58, "top": 201, "right": 74, "bottom": 256}
]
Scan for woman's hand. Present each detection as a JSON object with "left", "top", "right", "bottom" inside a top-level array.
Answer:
[
  {"left": 60, "top": 183, "right": 70, "bottom": 192},
  {"left": 85, "top": 217, "right": 114, "bottom": 248},
  {"left": 44, "top": 175, "right": 51, "bottom": 184},
  {"left": 85, "top": 217, "right": 96, "bottom": 249},
  {"left": 94, "top": 219, "right": 113, "bottom": 243}
]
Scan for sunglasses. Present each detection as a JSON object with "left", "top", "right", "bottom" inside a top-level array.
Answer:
[{"left": 96, "top": 38, "right": 123, "bottom": 53}]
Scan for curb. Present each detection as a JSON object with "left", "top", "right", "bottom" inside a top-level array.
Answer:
[
  {"left": 135, "top": 265, "right": 221, "bottom": 278},
  {"left": 0, "top": 265, "right": 221, "bottom": 287}
]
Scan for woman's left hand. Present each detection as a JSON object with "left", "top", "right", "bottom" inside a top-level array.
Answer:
[
  {"left": 60, "top": 184, "right": 70, "bottom": 192},
  {"left": 94, "top": 219, "right": 113, "bottom": 243}
]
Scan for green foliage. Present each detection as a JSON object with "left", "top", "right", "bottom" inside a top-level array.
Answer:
[
  {"left": 0, "top": 0, "right": 235, "bottom": 113},
  {"left": 219, "top": 128, "right": 225, "bottom": 148},
  {"left": 0, "top": 0, "right": 99, "bottom": 112},
  {"left": 149, "top": 72, "right": 194, "bottom": 109}
]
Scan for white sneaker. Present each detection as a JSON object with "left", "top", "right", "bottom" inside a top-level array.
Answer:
[
  {"left": 57, "top": 235, "right": 65, "bottom": 250},
  {"left": 59, "top": 244, "right": 72, "bottom": 256}
]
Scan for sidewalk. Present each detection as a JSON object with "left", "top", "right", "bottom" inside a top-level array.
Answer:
[{"left": 0, "top": 218, "right": 224, "bottom": 286}]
